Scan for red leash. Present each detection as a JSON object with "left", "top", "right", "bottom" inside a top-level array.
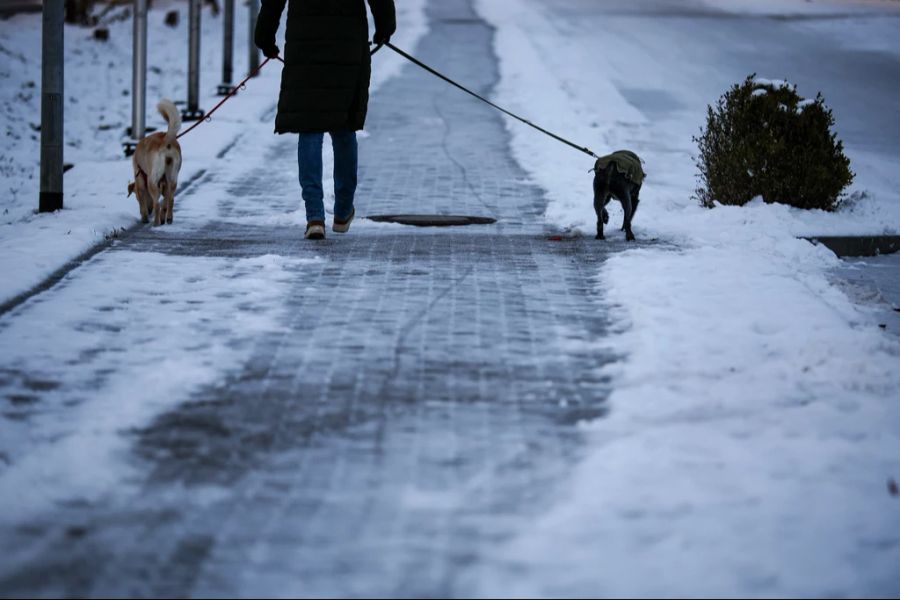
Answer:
[{"left": 176, "top": 56, "right": 285, "bottom": 140}]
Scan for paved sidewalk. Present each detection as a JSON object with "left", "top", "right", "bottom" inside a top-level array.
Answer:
[{"left": 0, "top": 0, "right": 635, "bottom": 596}]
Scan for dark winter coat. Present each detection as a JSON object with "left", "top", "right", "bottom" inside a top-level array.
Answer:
[
  {"left": 594, "top": 150, "right": 646, "bottom": 186},
  {"left": 255, "top": 0, "right": 396, "bottom": 134}
]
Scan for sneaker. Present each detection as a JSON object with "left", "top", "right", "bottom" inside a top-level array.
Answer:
[
  {"left": 305, "top": 221, "right": 326, "bottom": 240},
  {"left": 332, "top": 208, "right": 355, "bottom": 233}
]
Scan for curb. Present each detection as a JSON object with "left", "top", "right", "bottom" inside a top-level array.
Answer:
[
  {"left": 0, "top": 169, "right": 207, "bottom": 320},
  {"left": 803, "top": 235, "right": 900, "bottom": 258}
]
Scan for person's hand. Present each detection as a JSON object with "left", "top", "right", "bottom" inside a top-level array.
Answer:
[
  {"left": 373, "top": 27, "right": 394, "bottom": 45},
  {"left": 260, "top": 43, "right": 280, "bottom": 59}
]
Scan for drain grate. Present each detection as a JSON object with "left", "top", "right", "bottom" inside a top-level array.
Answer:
[{"left": 366, "top": 214, "right": 497, "bottom": 227}]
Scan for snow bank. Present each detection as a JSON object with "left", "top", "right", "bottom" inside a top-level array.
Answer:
[
  {"left": 0, "top": 0, "right": 428, "bottom": 307},
  {"left": 474, "top": 0, "right": 900, "bottom": 595}
]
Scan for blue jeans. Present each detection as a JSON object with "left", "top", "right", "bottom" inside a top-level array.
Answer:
[{"left": 297, "top": 130, "right": 358, "bottom": 223}]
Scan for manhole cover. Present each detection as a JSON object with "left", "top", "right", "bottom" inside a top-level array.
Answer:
[{"left": 367, "top": 214, "right": 497, "bottom": 227}]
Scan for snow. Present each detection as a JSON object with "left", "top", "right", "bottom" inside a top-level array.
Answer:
[
  {"left": 474, "top": 0, "right": 900, "bottom": 595},
  {"left": 751, "top": 77, "right": 824, "bottom": 113},
  {"left": 753, "top": 77, "right": 792, "bottom": 89},
  {"left": 1, "top": 0, "right": 899, "bottom": 593},
  {"left": 0, "top": 0, "right": 428, "bottom": 307},
  {"left": 702, "top": 0, "right": 900, "bottom": 16},
  {"left": 0, "top": 0, "right": 428, "bottom": 523},
  {"left": 0, "top": 251, "right": 316, "bottom": 523}
]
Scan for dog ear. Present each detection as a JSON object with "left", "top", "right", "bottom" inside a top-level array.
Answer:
[{"left": 127, "top": 181, "right": 135, "bottom": 197}]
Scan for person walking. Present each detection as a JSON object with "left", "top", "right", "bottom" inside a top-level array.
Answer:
[{"left": 255, "top": 0, "right": 396, "bottom": 240}]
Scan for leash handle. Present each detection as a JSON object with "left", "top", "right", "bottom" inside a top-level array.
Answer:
[{"left": 381, "top": 42, "right": 598, "bottom": 160}]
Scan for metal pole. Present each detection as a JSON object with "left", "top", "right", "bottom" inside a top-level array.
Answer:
[
  {"left": 248, "top": 0, "right": 259, "bottom": 76},
  {"left": 126, "top": 0, "right": 147, "bottom": 156},
  {"left": 217, "top": 0, "right": 235, "bottom": 95},
  {"left": 184, "top": 0, "right": 204, "bottom": 120},
  {"left": 39, "top": 0, "right": 64, "bottom": 212}
]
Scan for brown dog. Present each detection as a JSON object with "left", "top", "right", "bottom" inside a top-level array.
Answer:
[{"left": 127, "top": 99, "right": 182, "bottom": 225}]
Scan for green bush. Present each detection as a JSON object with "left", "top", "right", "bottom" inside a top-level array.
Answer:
[{"left": 694, "top": 74, "right": 854, "bottom": 211}]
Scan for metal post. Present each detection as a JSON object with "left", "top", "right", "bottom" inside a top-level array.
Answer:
[
  {"left": 217, "top": 0, "right": 235, "bottom": 95},
  {"left": 183, "top": 0, "right": 204, "bottom": 120},
  {"left": 248, "top": 0, "right": 259, "bottom": 76},
  {"left": 39, "top": 0, "right": 64, "bottom": 212},
  {"left": 125, "top": 0, "right": 147, "bottom": 156}
]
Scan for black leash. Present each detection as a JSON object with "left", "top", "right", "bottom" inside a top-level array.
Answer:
[{"left": 371, "top": 41, "right": 599, "bottom": 160}]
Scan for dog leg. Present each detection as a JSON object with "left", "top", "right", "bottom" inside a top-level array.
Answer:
[
  {"left": 593, "top": 171, "right": 608, "bottom": 240},
  {"left": 134, "top": 178, "right": 151, "bottom": 224},
  {"left": 164, "top": 182, "right": 175, "bottom": 224},
  {"left": 593, "top": 213, "right": 603, "bottom": 240},
  {"left": 137, "top": 189, "right": 149, "bottom": 224},
  {"left": 621, "top": 188, "right": 636, "bottom": 242},
  {"left": 622, "top": 186, "right": 641, "bottom": 232},
  {"left": 631, "top": 185, "right": 641, "bottom": 224},
  {"left": 594, "top": 197, "right": 608, "bottom": 240},
  {"left": 158, "top": 181, "right": 168, "bottom": 224},
  {"left": 149, "top": 180, "right": 163, "bottom": 226}
]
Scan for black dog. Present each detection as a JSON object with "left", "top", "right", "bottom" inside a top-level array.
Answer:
[{"left": 592, "top": 150, "right": 645, "bottom": 241}]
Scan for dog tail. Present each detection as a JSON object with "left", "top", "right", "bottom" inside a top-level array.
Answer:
[
  {"left": 127, "top": 181, "right": 135, "bottom": 197},
  {"left": 157, "top": 98, "right": 181, "bottom": 143}
]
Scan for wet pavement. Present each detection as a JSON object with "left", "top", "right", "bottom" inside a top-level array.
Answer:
[
  {"left": 0, "top": 0, "right": 628, "bottom": 596},
  {"left": 835, "top": 252, "right": 900, "bottom": 339}
]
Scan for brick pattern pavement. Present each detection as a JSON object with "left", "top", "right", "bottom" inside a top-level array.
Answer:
[{"left": 0, "top": 0, "right": 633, "bottom": 596}]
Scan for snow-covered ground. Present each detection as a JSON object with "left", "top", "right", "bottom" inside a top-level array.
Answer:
[
  {"left": 0, "top": 0, "right": 428, "bottom": 522},
  {"left": 0, "top": 251, "right": 313, "bottom": 522},
  {"left": 2, "top": 0, "right": 899, "bottom": 595},
  {"left": 0, "top": 0, "right": 427, "bottom": 307},
  {"left": 474, "top": 0, "right": 900, "bottom": 596}
]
